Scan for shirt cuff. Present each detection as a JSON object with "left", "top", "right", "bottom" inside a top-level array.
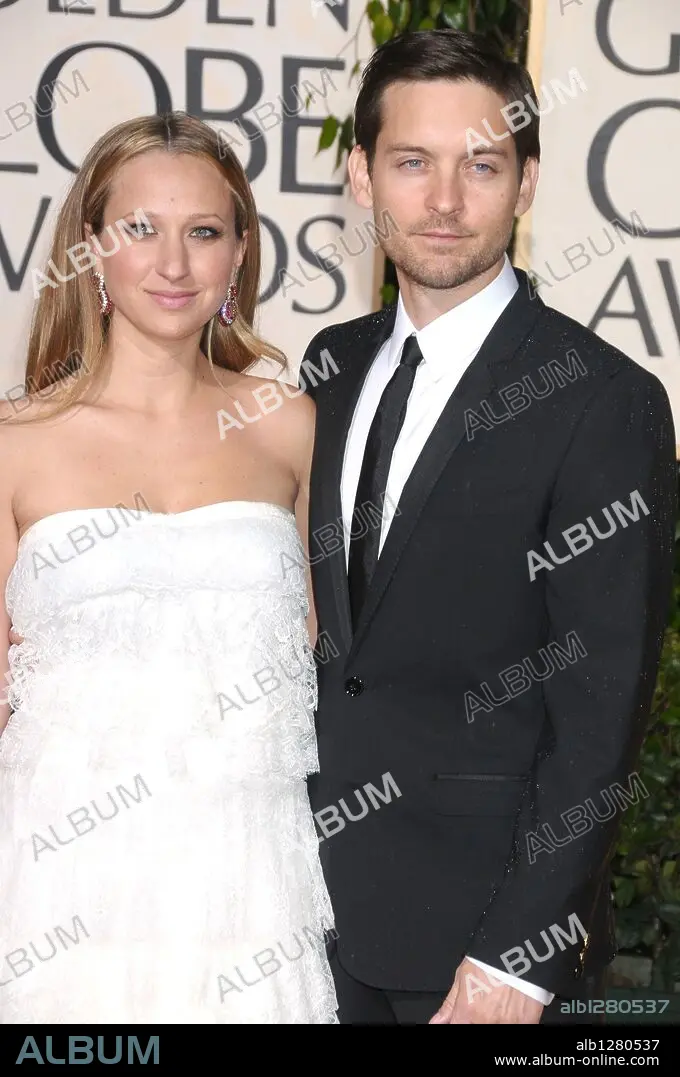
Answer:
[{"left": 466, "top": 956, "right": 555, "bottom": 1006}]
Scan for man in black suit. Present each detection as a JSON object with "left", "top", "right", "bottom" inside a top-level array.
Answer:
[{"left": 301, "top": 29, "right": 676, "bottom": 1025}]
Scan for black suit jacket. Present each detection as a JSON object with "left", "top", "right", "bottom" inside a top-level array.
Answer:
[{"left": 303, "top": 268, "right": 677, "bottom": 996}]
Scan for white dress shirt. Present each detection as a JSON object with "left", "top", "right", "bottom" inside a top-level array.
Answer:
[{"left": 339, "top": 255, "right": 554, "bottom": 1007}]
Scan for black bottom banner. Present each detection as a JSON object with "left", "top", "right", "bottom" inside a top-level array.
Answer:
[{"left": 0, "top": 1023, "right": 677, "bottom": 1068}]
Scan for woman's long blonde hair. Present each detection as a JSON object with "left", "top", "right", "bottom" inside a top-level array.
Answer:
[{"left": 22, "top": 111, "right": 286, "bottom": 419}]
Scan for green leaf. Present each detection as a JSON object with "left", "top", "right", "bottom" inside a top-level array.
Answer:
[
  {"left": 340, "top": 115, "right": 354, "bottom": 148},
  {"left": 317, "top": 115, "right": 339, "bottom": 153},
  {"left": 658, "top": 903, "right": 680, "bottom": 928},
  {"left": 641, "top": 923, "right": 661, "bottom": 947},
  {"left": 441, "top": 0, "right": 467, "bottom": 29},
  {"left": 613, "top": 878, "right": 637, "bottom": 908},
  {"left": 380, "top": 283, "right": 398, "bottom": 306},
  {"left": 631, "top": 859, "right": 652, "bottom": 877},
  {"left": 428, "top": 0, "right": 443, "bottom": 18},
  {"left": 396, "top": 0, "right": 411, "bottom": 31},
  {"left": 334, "top": 115, "right": 355, "bottom": 171},
  {"left": 372, "top": 11, "right": 395, "bottom": 44},
  {"left": 418, "top": 15, "right": 436, "bottom": 29},
  {"left": 366, "top": 1, "right": 385, "bottom": 18},
  {"left": 486, "top": 0, "right": 508, "bottom": 20}
]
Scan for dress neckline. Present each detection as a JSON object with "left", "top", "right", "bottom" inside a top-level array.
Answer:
[{"left": 16, "top": 499, "right": 296, "bottom": 550}]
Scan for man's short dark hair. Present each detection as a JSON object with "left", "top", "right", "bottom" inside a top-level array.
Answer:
[{"left": 353, "top": 29, "right": 541, "bottom": 175}]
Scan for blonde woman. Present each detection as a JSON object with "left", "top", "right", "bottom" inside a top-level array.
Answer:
[{"left": 0, "top": 112, "right": 337, "bottom": 1024}]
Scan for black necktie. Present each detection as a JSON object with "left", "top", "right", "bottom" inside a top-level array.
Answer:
[{"left": 347, "top": 334, "right": 424, "bottom": 629}]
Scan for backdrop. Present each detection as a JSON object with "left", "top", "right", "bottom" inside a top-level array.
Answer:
[
  {"left": 517, "top": 0, "right": 680, "bottom": 445},
  {"left": 1, "top": 0, "right": 678, "bottom": 438},
  {"left": 0, "top": 0, "right": 373, "bottom": 392}
]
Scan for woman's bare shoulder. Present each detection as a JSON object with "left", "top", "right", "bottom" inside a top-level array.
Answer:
[
  {"left": 246, "top": 371, "right": 315, "bottom": 440},
  {"left": 0, "top": 380, "right": 85, "bottom": 468},
  {"left": 211, "top": 365, "right": 315, "bottom": 428}
]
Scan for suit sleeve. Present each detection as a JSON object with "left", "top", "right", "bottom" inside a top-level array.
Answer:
[
  {"left": 467, "top": 364, "right": 677, "bottom": 994},
  {"left": 467, "top": 957, "right": 554, "bottom": 1005}
]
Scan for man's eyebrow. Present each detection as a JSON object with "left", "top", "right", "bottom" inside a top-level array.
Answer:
[
  {"left": 384, "top": 144, "right": 433, "bottom": 155},
  {"left": 467, "top": 143, "right": 511, "bottom": 157},
  {"left": 384, "top": 142, "right": 511, "bottom": 158}
]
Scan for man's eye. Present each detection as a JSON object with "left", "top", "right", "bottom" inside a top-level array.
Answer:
[
  {"left": 471, "top": 162, "right": 495, "bottom": 174},
  {"left": 400, "top": 159, "right": 424, "bottom": 169}
]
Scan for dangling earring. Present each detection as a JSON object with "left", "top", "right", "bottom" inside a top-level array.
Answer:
[
  {"left": 94, "top": 271, "right": 113, "bottom": 316},
  {"left": 218, "top": 280, "right": 238, "bottom": 326}
]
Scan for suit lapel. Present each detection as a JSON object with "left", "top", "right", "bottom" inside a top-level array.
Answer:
[
  {"left": 313, "top": 304, "right": 397, "bottom": 652},
  {"left": 346, "top": 269, "right": 544, "bottom": 660}
]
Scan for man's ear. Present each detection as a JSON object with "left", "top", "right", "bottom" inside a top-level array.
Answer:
[
  {"left": 347, "top": 145, "right": 373, "bottom": 211},
  {"left": 515, "top": 157, "right": 539, "bottom": 219}
]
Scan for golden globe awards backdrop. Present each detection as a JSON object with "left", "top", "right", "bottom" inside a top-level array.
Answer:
[
  {"left": 2, "top": 0, "right": 678, "bottom": 429},
  {"left": 517, "top": 0, "right": 680, "bottom": 443},
  {"left": 0, "top": 0, "right": 373, "bottom": 393}
]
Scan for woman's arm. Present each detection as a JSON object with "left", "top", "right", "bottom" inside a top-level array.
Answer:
[
  {"left": 0, "top": 431, "right": 19, "bottom": 734},
  {"left": 246, "top": 375, "right": 318, "bottom": 644},
  {"left": 293, "top": 394, "right": 317, "bottom": 647}
]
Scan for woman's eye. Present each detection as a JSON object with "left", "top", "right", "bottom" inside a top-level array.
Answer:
[
  {"left": 127, "top": 222, "right": 155, "bottom": 238},
  {"left": 191, "top": 226, "right": 220, "bottom": 239},
  {"left": 120, "top": 223, "right": 221, "bottom": 239}
]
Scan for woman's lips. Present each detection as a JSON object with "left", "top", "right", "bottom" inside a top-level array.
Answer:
[{"left": 147, "top": 290, "right": 199, "bottom": 309}]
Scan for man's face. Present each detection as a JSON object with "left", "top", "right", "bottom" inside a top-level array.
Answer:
[{"left": 349, "top": 78, "right": 538, "bottom": 291}]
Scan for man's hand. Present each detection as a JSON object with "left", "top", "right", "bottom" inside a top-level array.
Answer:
[{"left": 429, "top": 957, "right": 544, "bottom": 1024}]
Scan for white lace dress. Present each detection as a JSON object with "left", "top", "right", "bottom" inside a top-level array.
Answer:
[{"left": 0, "top": 500, "right": 337, "bottom": 1024}]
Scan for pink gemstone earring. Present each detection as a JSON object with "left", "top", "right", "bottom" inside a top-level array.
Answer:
[
  {"left": 218, "top": 281, "right": 238, "bottom": 326},
  {"left": 94, "top": 271, "right": 113, "bottom": 316}
]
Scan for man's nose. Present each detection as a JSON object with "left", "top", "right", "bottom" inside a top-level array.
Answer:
[{"left": 425, "top": 170, "right": 466, "bottom": 218}]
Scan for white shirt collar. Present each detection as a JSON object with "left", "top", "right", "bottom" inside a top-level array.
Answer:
[{"left": 386, "top": 255, "right": 519, "bottom": 382}]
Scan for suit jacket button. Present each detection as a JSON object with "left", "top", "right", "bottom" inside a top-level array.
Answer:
[{"left": 345, "top": 677, "right": 365, "bottom": 697}]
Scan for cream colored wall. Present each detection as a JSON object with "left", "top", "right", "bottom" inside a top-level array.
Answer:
[
  {"left": 519, "top": 0, "right": 679, "bottom": 447},
  {"left": 0, "top": 0, "right": 374, "bottom": 391}
]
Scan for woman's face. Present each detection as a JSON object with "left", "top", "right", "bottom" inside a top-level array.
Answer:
[{"left": 90, "top": 149, "right": 246, "bottom": 343}]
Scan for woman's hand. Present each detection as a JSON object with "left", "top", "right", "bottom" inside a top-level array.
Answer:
[{"left": 9, "top": 627, "right": 23, "bottom": 645}]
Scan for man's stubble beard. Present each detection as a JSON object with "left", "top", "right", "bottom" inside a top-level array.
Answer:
[{"left": 381, "top": 224, "right": 512, "bottom": 291}]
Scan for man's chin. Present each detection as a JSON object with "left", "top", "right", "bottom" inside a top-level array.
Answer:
[
  {"left": 388, "top": 245, "right": 508, "bottom": 291},
  {"left": 396, "top": 262, "right": 483, "bottom": 291}
]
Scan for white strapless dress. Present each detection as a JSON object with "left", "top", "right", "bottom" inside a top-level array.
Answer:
[{"left": 0, "top": 500, "right": 337, "bottom": 1024}]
